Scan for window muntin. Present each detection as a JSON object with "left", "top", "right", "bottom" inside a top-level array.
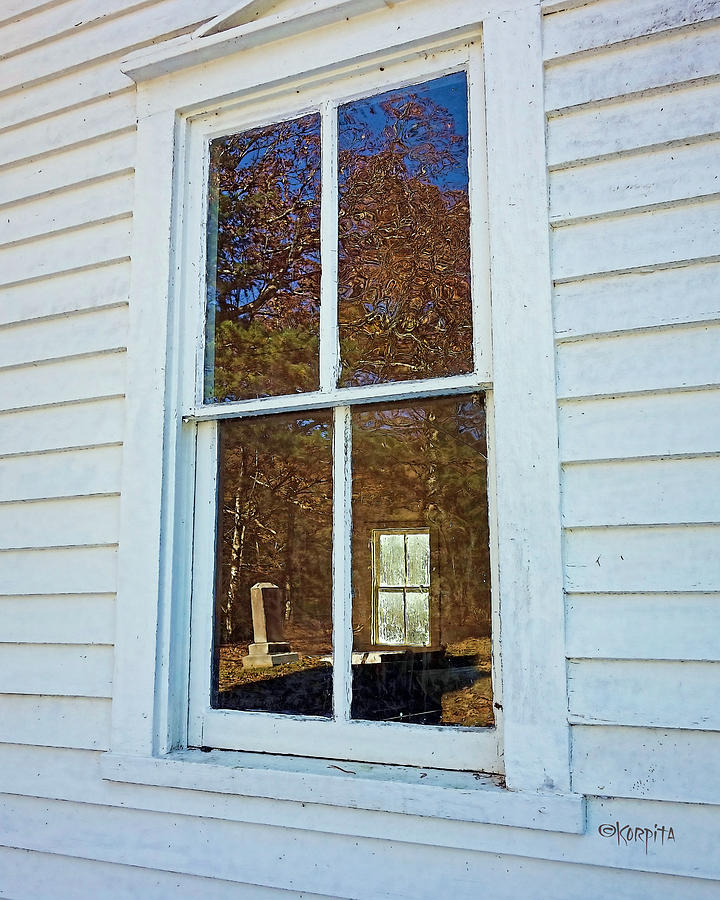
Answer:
[{"left": 188, "top": 48, "right": 500, "bottom": 770}]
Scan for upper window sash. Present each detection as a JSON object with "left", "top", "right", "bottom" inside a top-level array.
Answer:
[{"left": 181, "top": 43, "right": 492, "bottom": 422}]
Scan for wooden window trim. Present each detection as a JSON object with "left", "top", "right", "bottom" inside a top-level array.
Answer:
[{"left": 107, "top": 0, "right": 581, "bottom": 828}]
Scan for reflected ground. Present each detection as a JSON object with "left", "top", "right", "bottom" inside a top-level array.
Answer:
[{"left": 218, "top": 636, "right": 493, "bottom": 727}]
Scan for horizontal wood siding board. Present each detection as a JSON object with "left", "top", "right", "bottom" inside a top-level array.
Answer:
[
  {"left": 0, "top": 397, "right": 125, "bottom": 457},
  {"left": 3, "top": 792, "right": 719, "bottom": 898},
  {"left": 0, "top": 171, "right": 133, "bottom": 247},
  {"left": 0, "top": 92, "right": 136, "bottom": 169},
  {"left": 572, "top": 725, "right": 720, "bottom": 804},
  {"left": 0, "top": 847, "right": 304, "bottom": 900},
  {"left": 0, "top": 397, "right": 125, "bottom": 456},
  {"left": 0, "top": 545, "right": 118, "bottom": 595},
  {"left": 0, "top": 263, "right": 129, "bottom": 327},
  {"left": 566, "top": 593, "right": 720, "bottom": 660},
  {"left": 0, "top": 131, "right": 135, "bottom": 210},
  {"left": 0, "top": 218, "right": 132, "bottom": 288},
  {"left": 564, "top": 524, "right": 720, "bottom": 592},
  {"left": 0, "top": 594, "right": 115, "bottom": 644},
  {"left": 0, "top": 352, "right": 126, "bottom": 413},
  {"left": 0, "top": 305, "right": 129, "bottom": 369},
  {"left": 568, "top": 659, "right": 720, "bottom": 729},
  {"left": 546, "top": 79, "right": 720, "bottom": 166},
  {"left": 0, "top": 643, "right": 113, "bottom": 697},
  {"left": 545, "top": 23, "right": 720, "bottom": 111},
  {"left": 559, "top": 389, "right": 720, "bottom": 462},
  {"left": 0, "top": 444, "right": 123, "bottom": 502},
  {"left": 549, "top": 138, "right": 720, "bottom": 221},
  {"left": 0, "top": 60, "right": 135, "bottom": 134},
  {"left": 0, "top": 0, "right": 222, "bottom": 97},
  {"left": 562, "top": 456, "right": 720, "bottom": 527},
  {"left": 553, "top": 260, "right": 720, "bottom": 339},
  {"left": 543, "top": 0, "right": 720, "bottom": 60},
  {"left": 556, "top": 323, "right": 720, "bottom": 399},
  {"left": 0, "top": 495, "right": 120, "bottom": 550},
  {"left": 0, "top": 695, "right": 110, "bottom": 749},
  {"left": 551, "top": 196, "right": 720, "bottom": 281}
]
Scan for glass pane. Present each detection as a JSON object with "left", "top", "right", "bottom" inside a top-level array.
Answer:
[
  {"left": 405, "top": 591, "right": 430, "bottom": 646},
  {"left": 337, "top": 72, "right": 473, "bottom": 387},
  {"left": 212, "top": 412, "right": 333, "bottom": 717},
  {"left": 406, "top": 532, "right": 430, "bottom": 586},
  {"left": 205, "top": 113, "right": 322, "bottom": 402},
  {"left": 351, "top": 395, "right": 493, "bottom": 727},
  {"left": 378, "top": 532, "right": 405, "bottom": 586},
  {"left": 377, "top": 590, "right": 405, "bottom": 645}
]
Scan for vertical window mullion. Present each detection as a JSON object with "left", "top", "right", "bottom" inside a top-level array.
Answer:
[
  {"left": 332, "top": 405, "right": 353, "bottom": 721},
  {"left": 319, "top": 99, "right": 339, "bottom": 392}
]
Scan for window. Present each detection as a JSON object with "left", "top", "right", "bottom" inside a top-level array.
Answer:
[
  {"left": 186, "top": 54, "right": 501, "bottom": 770},
  {"left": 109, "top": 0, "right": 578, "bottom": 820}
]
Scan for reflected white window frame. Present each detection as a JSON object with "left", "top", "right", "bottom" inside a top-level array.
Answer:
[
  {"left": 107, "top": 0, "right": 576, "bottom": 814},
  {"left": 372, "top": 528, "right": 432, "bottom": 648},
  {"left": 184, "top": 46, "right": 501, "bottom": 771}
]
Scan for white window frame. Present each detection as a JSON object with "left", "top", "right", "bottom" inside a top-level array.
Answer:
[
  {"left": 103, "top": 0, "right": 584, "bottom": 834},
  {"left": 186, "top": 46, "right": 499, "bottom": 771}
]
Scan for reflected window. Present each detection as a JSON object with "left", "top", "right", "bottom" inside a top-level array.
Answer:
[{"left": 373, "top": 530, "right": 431, "bottom": 646}]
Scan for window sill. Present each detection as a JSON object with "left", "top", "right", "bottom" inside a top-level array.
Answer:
[{"left": 100, "top": 750, "right": 585, "bottom": 834}]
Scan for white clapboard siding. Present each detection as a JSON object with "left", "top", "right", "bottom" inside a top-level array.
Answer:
[
  {"left": 572, "top": 725, "right": 720, "bottom": 804},
  {"left": 0, "top": 131, "right": 135, "bottom": 209},
  {"left": 0, "top": 92, "right": 136, "bottom": 169},
  {"left": 0, "top": 594, "right": 115, "bottom": 644},
  {"left": 557, "top": 323, "right": 720, "bottom": 399},
  {"left": 3, "top": 793, "right": 716, "bottom": 900},
  {"left": 545, "top": 22, "right": 720, "bottom": 111},
  {"left": 543, "top": 0, "right": 720, "bottom": 60},
  {"left": 0, "top": 444, "right": 123, "bottom": 502},
  {"left": 566, "top": 593, "right": 720, "bottom": 660},
  {"left": 0, "top": 397, "right": 125, "bottom": 456},
  {"left": 0, "top": 218, "right": 132, "bottom": 288},
  {"left": 0, "top": 305, "right": 128, "bottom": 368},
  {"left": 0, "top": 643, "right": 113, "bottom": 697},
  {"left": 0, "top": 847, "right": 305, "bottom": 900},
  {"left": 562, "top": 456, "right": 720, "bottom": 527},
  {"left": 553, "top": 261, "right": 720, "bottom": 339},
  {"left": 0, "top": 695, "right": 111, "bottom": 749},
  {"left": 0, "top": 61, "right": 134, "bottom": 134},
  {"left": 0, "top": 172, "right": 133, "bottom": 247},
  {"left": 0, "top": 263, "right": 130, "bottom": 327},
  {"left": 0, "top": 352, "right": 125, "bottom": 412},
  {"left": 0, "top": 0, "right": 223, "bottom": 96},
  {"left": 568, "top": 659, "right": 720, "bottom": 729},
  {"left": 552, "top": 196, "right": 720, "bottom": 281},
  {"left": 550, "top": 138, "right": 720, "bottom": 222},
  {"left": 564, "top": 524, "right": 720, "bottom": 593},
  {"left": 0, "top": 545, "right": 117, "bottom": 595},
  {"left": 547, "top": 79, "right": 720, "bottom": 166},
  {"left": 0, "top": 495, "right": 120, "bottom": 549},
  {"left": 559, "top": 388, "right": 720, "bottom": 462},
  {"left": 0, "top": 0, "right": 165, "bottom": 58}
]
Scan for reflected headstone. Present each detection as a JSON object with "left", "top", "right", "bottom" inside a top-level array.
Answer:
[{"left": 243, "top": 582, "right": 299, "bottom": 668}]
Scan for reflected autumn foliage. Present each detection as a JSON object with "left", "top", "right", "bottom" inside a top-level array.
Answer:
[
  {"left": 213, "top": 413, "right": 333, "bottom": 715},
  {"left": 205, "top": 114, "right": 322, "bottom": 402},
  {"left": 338, "top": 72, "right": 473, "bottom": 385}
]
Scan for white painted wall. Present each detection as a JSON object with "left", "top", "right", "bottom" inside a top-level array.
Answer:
[{"left": 0, "top": 0, "right": 719, "bottom": 896}]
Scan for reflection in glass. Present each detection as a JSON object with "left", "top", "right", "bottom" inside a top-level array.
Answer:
[
  {"left": 351, "top": 395, "right": 493, "bottom": 727},
  {"left": 337, "top": 72, "right": 474, "bottom": 386},
  {"left": 205, "top": 114, "right": 322, "bottom": 402},
  {"left": 212, "top": 413, "right": 333, "bottom": 716}
]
